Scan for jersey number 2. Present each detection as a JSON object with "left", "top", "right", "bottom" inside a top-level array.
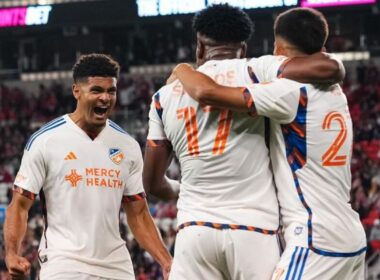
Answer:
[
  {"left": 177, "top": 106, "right": 232, "bottom": 156},
  {"left": 322, "top": 112, "right": 347, "bottom": 166}
]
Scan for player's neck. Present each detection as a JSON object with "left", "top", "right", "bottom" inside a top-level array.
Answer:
[
  {"left": 204, "top": 46, "right": 242, "bottom": 61},
  {"left": 282, "top": 47, "right": 307, "bottom": 59},
  {"left": 69, "top": 112, "right": 104, "bottom": 139}
]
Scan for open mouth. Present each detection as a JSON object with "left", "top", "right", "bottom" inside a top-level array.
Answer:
[{"left": 93, "top": 106, "right": 108, "bottom": 117}]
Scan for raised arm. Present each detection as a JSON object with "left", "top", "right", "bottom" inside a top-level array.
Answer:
[
  {"left": 122, "top": 199, "right": 172, "bottom": 280},
  {"left": 168, "top": 64, "right": 300, "bottom": 124},
  {"left": 168, "top": 63, "right": 248, "bottom": 111},
  {"left": 143, "top": 140, "right": 179, "bottom": 201},
  {"left": 4, "top": 190, "right": 34, "bottom": 279},
  {"left": 280, "top": 52, "right": 345, "bottom": 84}
]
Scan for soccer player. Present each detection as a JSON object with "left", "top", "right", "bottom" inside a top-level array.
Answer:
[
  {"left": 4, "top": 54, "right": 172, "bottom": 280},
  {"left": 169, "top": 8, "right": 367, "bottom": 280},
  {"left": 143, "top": 5, "right": 345, "bottom": 280}
]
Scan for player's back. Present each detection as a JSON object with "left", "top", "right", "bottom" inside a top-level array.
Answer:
[
  {"left": 270, "top": 83, "right": 366, "bottom": 254},
  {"left": 149, "top": 59, "right": 279, "bottom": 231}
]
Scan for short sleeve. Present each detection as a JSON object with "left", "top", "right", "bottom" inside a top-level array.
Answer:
[
  {"left": 147, "top": 92, "right": 167, "bottom": 140},
  {"left": 14, "top": 144, "right": 46, "bottom": 199},
  {"left": 246, "top": 55, "right": 288, "bottom": 83},
  {"left": 245, "top": 78, "right": 301, "bottom": 124},
  {"left": 122, "top": 142, "right": 146, "bottom": 202}
]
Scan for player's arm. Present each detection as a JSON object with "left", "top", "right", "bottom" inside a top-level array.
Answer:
[
  {"left": 122, "top": 198, "right": 172, "bottom": 280},
  {"left": 143, "top": 93, "right": 179, "bottom": 201},
  {"left": 168, "top": 64, "right": 299, "bottom": 122},
  {"left": 4, "top": 190, "right": 34, "bottom": 279},
  {"left": 168, "top": 63, "right": 249, "bottom": 112},
  {"left": 143, "top": 140, "right": 179, "bottom": 201},
  {"left": 280, "top": 52, "right": 345, "bottom": 84}
]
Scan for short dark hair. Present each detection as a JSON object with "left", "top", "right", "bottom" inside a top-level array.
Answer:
[
  {"left": 274, "top": 8, "right": 328, "bottom": 54},
  {"left": 193, "top": 4, "right": 253, "bottom": 43},
  {"left": 72, "top": 53, "right": 120, "bottom": 82}
]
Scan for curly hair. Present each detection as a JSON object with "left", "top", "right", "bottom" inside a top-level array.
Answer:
[
  {"left": 274, "top": 8, "right": 328, "bottom": 54},
  {"left": 192, "top": 4, "right": 253, "bottom": 43},
  {"left": 72, "top": 53, "right": 120, "bottom": 82}
]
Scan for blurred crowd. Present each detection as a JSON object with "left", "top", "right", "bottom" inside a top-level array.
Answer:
[{"left": 0, "top": 61, "right": 380, "bottom": 279}]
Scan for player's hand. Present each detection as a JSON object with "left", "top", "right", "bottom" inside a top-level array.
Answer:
[
  {"left": 162, "top": 262, "right": 171, "bottom": 280},
  {"left": 5, "top": 254, "right": 31, "bottom": 280},
  {"left": 167, "top": 63, "right": 195, "bottom": 85},
  {"left": 166, "top": 72, "right": 177, "bottom": 85}
]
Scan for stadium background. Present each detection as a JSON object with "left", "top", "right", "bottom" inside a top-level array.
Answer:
[{"left": 0, "top": 0, "right": 379, "bottom": 279}]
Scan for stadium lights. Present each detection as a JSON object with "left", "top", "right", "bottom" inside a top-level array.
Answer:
[
  {"left": 0, "top": 0, "right": 98, "bottom": 8},
  {"left": 332, "top": 51, "right": 371, "bottom": 61}
]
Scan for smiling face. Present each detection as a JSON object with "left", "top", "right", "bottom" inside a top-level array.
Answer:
[{"left": 72, "top": 76, "right": 117, "bottom": 132}]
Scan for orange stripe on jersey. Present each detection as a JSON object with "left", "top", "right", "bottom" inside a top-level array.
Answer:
[
  {"left": 219, "top": 111, "right": 232, "bottom": 154},
  {"left": 177, "top": 221, "right": 278, "bottom": 235},
  {"left": 13, "top": 185, "right": 36, "bottom": 200},
  {"left": 122, "top": 192, "right": 146, "bottom": 203},
  {"left": 212, "top": 110, "right": 233, "bottom": 155},
  {"left": 189, "top": 107, "right": 200, "bottom": 156},
  {"left": 212, "top": 223, "right": 222, "bottom": 229},
  {"left": 293, "top": 148, "right": 306, "bottom": 166},
  {"left": 300, "top": 93, "right": 307, "bottom": 107},
  {"left": 290, "top": 122, "right": 305, "bottom": 138}
]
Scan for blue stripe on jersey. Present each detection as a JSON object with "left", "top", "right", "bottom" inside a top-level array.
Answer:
[
  {"left": 285, "top": 247, "right": 299, "bottom": 280},
  {"left": 25, "top": 117, "right": 64, "bottom": 148},
  {"left": 282, "top": 87, "right": 367, "bottom": 257},
  {"left": 109, "top": 121, "right": 127, "bottom": 135},
  {"left": 292, "top": 247, "right": 304, "bottom": 280},
  {"left": 25, "top": 119, "right": 66, "bottom": 150},
  {"left": 311, "top": 246, "right": 367, "bottom": 257},
  {"left": 247, "top": 66, "right": 260, "bottom": 83},
  {"left": 297, "top": 249, "right": 309, "bottom": 280},
  {"left": 154, "top": 92, "right": 163, "bottom": 120}
]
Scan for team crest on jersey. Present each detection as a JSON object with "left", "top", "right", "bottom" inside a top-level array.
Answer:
[
  {"left": 109, "top": 148, "right": 125, "bottom": 165},
  {"left": 294, "top": 226, "right": 303, "bottom": 235}
]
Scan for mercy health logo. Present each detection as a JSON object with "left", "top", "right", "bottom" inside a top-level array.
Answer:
[
  {"left": 64, "top": 168, "right": 124, "bottom": 189},
  {"left": 0, "top": 5, "right": 52, "bottom": 28}
]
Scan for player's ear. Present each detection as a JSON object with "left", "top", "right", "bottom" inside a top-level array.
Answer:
[
  {"left": 239, "top": 43, "right": 247, "bottom": 58},
  {"left": 196, "top": 39, "right": 205, "bottom": 66},
  {"left": 274, "top": 39, "right": 284, "bottom": 56},
  {"left": 72, "top": 84, "right": 80, "bottom": 100}
]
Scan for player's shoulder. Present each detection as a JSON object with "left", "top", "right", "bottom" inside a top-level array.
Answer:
[
  {"left": 199, "top": 58, "right": 249, "bottom": 72},
  {"left": 108, "top": 119, "right": 134, "bottom": 141},
  {"left": 247, "top": 55, "right": 287, "bottom": 67},
  {"left": 151, "top": 83, "right": 173, "bottom": 103},
  {"left": 24, "top": 115, "right": 68, "bottom": 151}
]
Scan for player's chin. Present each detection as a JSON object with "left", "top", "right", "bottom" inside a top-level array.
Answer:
[{"left": 91, "top": 114, "right": 108, "bottom": 126}]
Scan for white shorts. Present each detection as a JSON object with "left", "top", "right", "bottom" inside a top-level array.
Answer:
[
  {"left": 39, "top": 271, "right": 121, "bottom": 280},
  {"left": 271, "top": 245, "right": 365, "bottom": 280},
  {"left": 170, "top": 226, "right": 281, "bottom": 280}
]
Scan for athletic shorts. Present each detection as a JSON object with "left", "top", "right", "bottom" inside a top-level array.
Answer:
[
  {"left": 39, "top": 271, "right": 123, "bottom": 280},
  {"left": 170, "top": 225, "right": 281, "bottom": 280},
  {"left": 271, "top": 245, "right": 365, "bottom": 280}
]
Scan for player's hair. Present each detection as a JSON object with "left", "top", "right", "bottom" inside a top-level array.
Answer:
[
  {"left": 274, "top": 8, "right": 328, "bottom": 54},
  {"left": 72, "top": 53, "right": 120, "bottom": 82},
  {"left": 192, "top": 4, "right": 253, "bottom": 43}
]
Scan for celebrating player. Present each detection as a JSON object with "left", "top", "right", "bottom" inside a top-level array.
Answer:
[
  {"left": 4, "top": 54, "right": 172, "bottom": 280},
  {"left": 169, "top": 8, "right": 367, "bottom": 280},
  {"left": 144, "top": 4, "right": 345, "bottom": 280}
]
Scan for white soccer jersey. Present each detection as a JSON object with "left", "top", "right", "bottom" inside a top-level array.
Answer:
[
  {"left": 148, "top": 57, "right": 286, "bottom": 233},
  {"left": 14, "top": 114, "right": 145, "bottom": 280},
  {"left": 242, "top": 56, "right": 367, "bottom": 256}
]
